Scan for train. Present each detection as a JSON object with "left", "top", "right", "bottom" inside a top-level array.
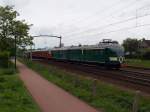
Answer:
[{"left": 26, "top": 39, "right": 125, "bottom": 69}]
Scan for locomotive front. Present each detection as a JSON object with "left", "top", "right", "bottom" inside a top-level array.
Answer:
[
  {"left": 105, "top": 43, "right": 125, "bottom": 68},
  {"left": 99, "top": 39, "right": 125, "bottom": 68}
]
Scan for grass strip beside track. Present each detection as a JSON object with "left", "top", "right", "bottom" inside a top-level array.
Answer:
[
  {"left": 0, "top": 65, "right": 40, "bottom": 112},
  {"left": 21, "top": 59, "right": 150, "bottom": 112},
  {"left": 126, "top": 59, "right": 150, "bottom": 69}
]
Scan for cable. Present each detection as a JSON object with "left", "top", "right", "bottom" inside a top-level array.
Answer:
[
  {"left": 97, "top": 23, "right": 150, "bottom": 35},
  {"left": 67, "top": 23, "right": 150, "bottom": 40},
  {"left": 62, "top": 0, "right": 143, "bottom": 35},
  {"left": 62, "top": 0, "right": 139, "bottom": 34},
  {"left": 62, "top": 0, "right": 150, "bottom": 37},
  {"left": 64, "top": 12, "right": 150, "bottom": 37},
  {"left": 62, "top": 0, "right": 123, "bottom": 26}
]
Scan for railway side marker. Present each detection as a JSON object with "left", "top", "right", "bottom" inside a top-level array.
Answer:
[
  {"left": 73, "top": 76, "right": 80, "bottom": 87},
  {"left": 92, "top": 79, "right": 97, "bottom": 97},
  {"left": 132, "top": 90, "right": 140, "bottom": 112}
]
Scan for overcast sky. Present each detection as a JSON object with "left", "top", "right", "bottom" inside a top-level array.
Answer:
[{"left": 0, "top": 0, "right": 150, "bottom": 48}]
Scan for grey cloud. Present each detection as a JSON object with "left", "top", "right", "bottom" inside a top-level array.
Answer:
[
  {"left": 1, "top": 0, "right": 150, "bottom": 48},
  {"left": 2, "top": 0, "right": 30, "bottom": 8}
]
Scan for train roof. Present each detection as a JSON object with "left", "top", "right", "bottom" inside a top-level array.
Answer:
[
  {"left": 51, "top": 42, "right": 122, "bottom": 51},
  {"left": 52, "top": 46, "right": 104, "bottom": 51}
]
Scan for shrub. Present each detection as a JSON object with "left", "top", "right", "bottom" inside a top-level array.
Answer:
[
  {"left": 141, "top": 49, "right": 150, "bottom": 60},
  {"left": 0, "top": 51, "right": 10, "bottom": 68}
]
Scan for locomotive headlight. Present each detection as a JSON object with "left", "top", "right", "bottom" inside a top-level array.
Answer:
[
  {"left": 118, "top": 56, "right": 124, "bottom": 63},
  {"left": 109, "top": 57, "right": 118, "bottom": 61}
]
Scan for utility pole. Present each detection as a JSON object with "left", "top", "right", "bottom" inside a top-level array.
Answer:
[
  {"left": 58, "top": 36, "right": 62, "bottom": 47},
  {"left": 30, "top": 45, "right": 32, "bottom": 61},
  {"left": 14, "top": 35, "right": 17, "bottom": 69},
  {"left": 11, "top": 21, "right": 17, "bottom": 70}
]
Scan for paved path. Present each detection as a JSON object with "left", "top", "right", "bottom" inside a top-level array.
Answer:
[{"left": 17, "top": 61, "right": 99, "bottom": 112}]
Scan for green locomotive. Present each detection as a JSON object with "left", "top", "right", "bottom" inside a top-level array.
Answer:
[{"left": 51, "top": 39, "right": 124, "bottom": 68}]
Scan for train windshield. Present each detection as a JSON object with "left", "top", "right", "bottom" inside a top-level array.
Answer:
[{"left": 109, "top": 46, "right": 124, "bottom": 57}]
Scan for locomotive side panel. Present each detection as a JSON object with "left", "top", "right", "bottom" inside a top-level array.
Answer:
[{"left": 51, "top": 48, "right": 122, "bottom": 68}]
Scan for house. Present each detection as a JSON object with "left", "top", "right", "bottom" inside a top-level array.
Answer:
[{"left": 139, "top": 39, "right": 150, "bottom": 49}]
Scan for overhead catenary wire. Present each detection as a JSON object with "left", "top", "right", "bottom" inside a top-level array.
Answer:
[
  {"left": 65, "top": 23, "right": 150, "bottom": 42},
  {"left": 60, "top": 0, "right": 150, "bottom": 46},
  {"left": 65, "top": 14, "right": 150, "bottom": 38},
  {"left": 94, "top": 23, "right": 150, "bottom": 36},
  {"left": 63, "top": 0, "right": 123, "bottom": 24},
  {"left": 64, "top": 12, "right": 150, "bottom": 38},
  {"left": 62, "top": 0, "right": 147, "bottom": 36},
  {"left": 62, "top": 0, "right": 139, "bottom": 35}
]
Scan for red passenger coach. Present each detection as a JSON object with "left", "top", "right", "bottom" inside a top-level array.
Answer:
[{"left": 31, "top": 50, "right": 52, "bottom": 59}]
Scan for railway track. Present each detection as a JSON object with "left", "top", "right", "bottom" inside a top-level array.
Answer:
[
  {"left": 121, "top": 67, "right": 150, "bottom": 75},
  {"left": 70, "top": 63, "right": 150, "bottom": 87},
  {"left": 36, "top": 59, "right": 150, "bottom": 93},
  {"left": 126, "top": 65, "right": 150, "bottom": 70},
  {"left": 114, "top": 70, "right": 150, "bottom": 86}
]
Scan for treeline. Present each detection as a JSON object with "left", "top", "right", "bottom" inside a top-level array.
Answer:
[
  {"left": 0, "top": 6, "right": 33, "bottom": 68},
  {"left": 122, "top": 38, "right": 150, "bottom": 59}
]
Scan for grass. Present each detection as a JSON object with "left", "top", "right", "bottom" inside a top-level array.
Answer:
[
  {"left": 0, "top": 65, "right": 40, "bottom": 112},
  {"left": 21, "top": 59, "right": 150, "bottom": 112},
  {"left": 125, "top": 59, "right": 150, "bottom": 68}
]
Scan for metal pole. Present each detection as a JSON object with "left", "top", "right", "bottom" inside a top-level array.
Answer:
[
  {"left": 30, "top": 45, "right": 32, "bottom": 61},
  {"left": 32, "top": 35, "right": 62, "bottom": 48},
  {"left": 59, "top": 36, "right": 62, "bottom": 47},
  {"left": 15, "top": 35, "right": 17, "bottom": 69}
]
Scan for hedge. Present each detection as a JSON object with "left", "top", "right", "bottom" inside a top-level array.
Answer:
[
  {"left": 0, "top": 51, "right": 10, "bottom": 68},
  {"left": 142, "top": 49, "right": 150, "bottom": 60}
]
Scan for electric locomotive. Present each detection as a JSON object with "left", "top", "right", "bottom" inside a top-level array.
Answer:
[{"left": 51, "top": 39, "right": 124, "bottom": 69}]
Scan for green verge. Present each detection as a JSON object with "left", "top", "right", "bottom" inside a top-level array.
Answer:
[
  {"left": 0, "top": 65, "right": 40, "bottom": 112},
  {"left": 21, "top": 59, "right": 150, "bottom": 112},
  {"left": 125, "top": 59, "right": 150, "bottom": 68}
]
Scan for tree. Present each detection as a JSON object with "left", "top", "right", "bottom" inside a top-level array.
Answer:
[
  {"left": 0, "top": 6, "right": 33, "bottom": 55},
  {"left": 122, "top": 38, "right": 140, "bottom": 56}
]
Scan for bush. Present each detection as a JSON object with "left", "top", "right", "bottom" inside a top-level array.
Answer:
[
  {"left": 0, "top": 51, "right": 10, "bottom": 68},
  {"left": 141, "top": 49, "right": 150, "bottom": 60},
  {"left": 125, "top": 53, "right": 140, "bottom": 59}
]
